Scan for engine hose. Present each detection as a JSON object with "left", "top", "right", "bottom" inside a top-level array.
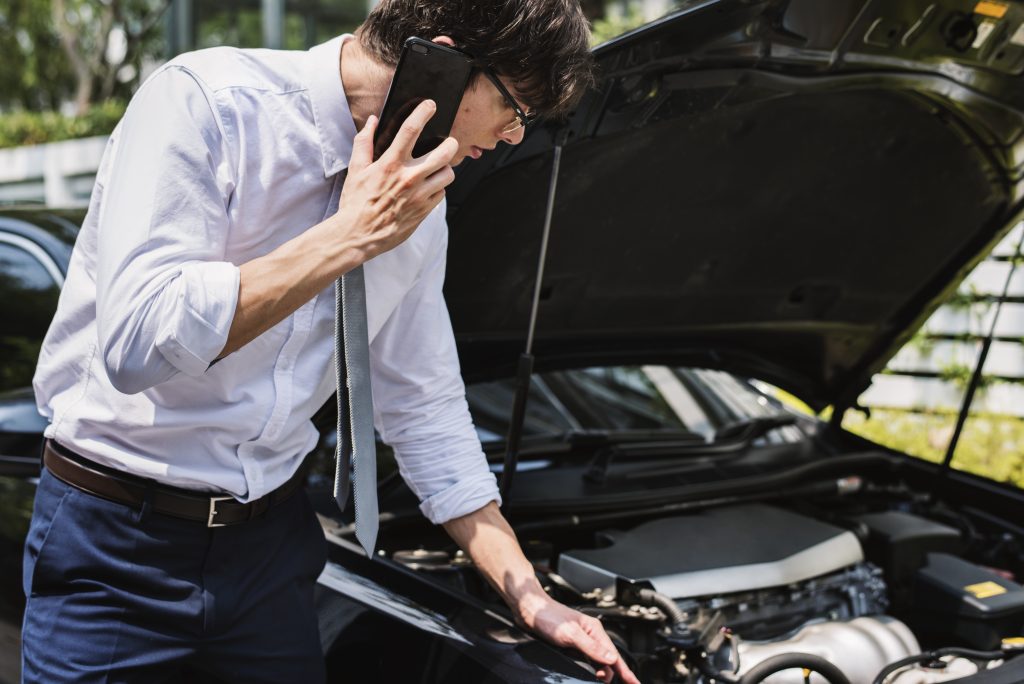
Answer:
[
  {"left": 636, "top": 588, "right": 687, "bottom": 624},
  {"left": 738, "top": 653, "right": 851, "bottom": 684},
  {"left": 871, "top": 647, "right": 1007, "bottom": 684}
]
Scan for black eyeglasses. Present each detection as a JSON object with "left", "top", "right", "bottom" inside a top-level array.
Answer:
[{"left": 475, "top": 65, "right": 537, "bottom": 135}]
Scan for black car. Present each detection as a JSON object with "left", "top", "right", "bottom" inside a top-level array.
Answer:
[
  {"left": 0, "top": 210, "right": 811, "bottom": 683},
  {"left": 6, "top": 1, "right": 1024, "bottom": 682},
  {"left": 0, "top": 208, "right": 80, "bottom": 482},
  {"left": 0, "top": 208, "right": 81, "bottom": 682}
]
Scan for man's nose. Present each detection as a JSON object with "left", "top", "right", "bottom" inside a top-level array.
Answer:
[{"left": 499, "top": 125, "right": 526, "bottom": 146}]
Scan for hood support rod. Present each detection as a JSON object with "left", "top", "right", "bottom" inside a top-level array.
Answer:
[
  {"left": 500, "top": 130, "right": 567, "bottom": 515},
  {"left": 940, "top": 226, "right": 1024, "bottom": 473}
]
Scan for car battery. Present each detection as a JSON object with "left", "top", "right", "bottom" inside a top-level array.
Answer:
[
  {"left": 912, "top": 553, "right": 1024, "bottom": 649},
  {"left": 855, "top": 510, "right": 963, "bottom": 611},
  {"left": 856, "top": 511, "right": 963, "bottom": 584}
]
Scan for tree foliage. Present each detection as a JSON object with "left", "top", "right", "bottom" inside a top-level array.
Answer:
[
  {"left": 0, "top": 0, "right": 74, "bottom": 111},
  {"left": 52, "top": 0, "right": 171, "bottom": 114},
  {"left": 590, "top": 3, "right": 647, "bottom": 46},
  {"left": 0, "top": 0, "right": 169, "bottom": 114}
]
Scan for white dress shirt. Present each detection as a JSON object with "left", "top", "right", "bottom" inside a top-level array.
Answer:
[{"left": 33, "top": 36, "right": 501, "bottom": 524}]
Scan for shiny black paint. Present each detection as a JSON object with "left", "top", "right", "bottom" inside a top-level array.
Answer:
[
  {"left": 0, "top": 389, "right": 47, "bottom": 477},
  {"left": 0, "top": 209, "right": 77, "bottom": 472},
  {"left": 318, "top": 540, "right": 599, "bottom": 683},
  {"left": 0, "top": 211, "right": 79, "bottom": 273},
  {"left": 444, "top": 0, "right": 1024, "bottom": 413}
]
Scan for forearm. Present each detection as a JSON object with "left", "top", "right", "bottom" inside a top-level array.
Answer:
[
  {"left": 219, "top": 217, "right": 369, "bottom": 358},
  {"left": 222, "top": 105, "right": 454, "bottom": 360},
  {"left": 442, "top": 501, "right": 550, "bottom": 626}
]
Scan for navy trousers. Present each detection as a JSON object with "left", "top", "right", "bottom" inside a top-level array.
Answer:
[{"left": 21, "top": 467, "right": 328, "bottom": 683}]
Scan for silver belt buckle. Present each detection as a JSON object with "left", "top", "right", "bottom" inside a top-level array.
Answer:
[{"left": 207, "top": 495, "right": 234, "bottom": 527}]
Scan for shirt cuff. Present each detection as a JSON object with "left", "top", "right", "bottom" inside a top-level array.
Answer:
[
  {"left": 418, "top": 471, "right": 502, "bottom": 524},
  {"left": 155, "top": 261, "right": 239, "bottom": 377}
]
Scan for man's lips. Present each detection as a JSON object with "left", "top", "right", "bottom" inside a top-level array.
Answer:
[{"left": 469, "top": 145, "right": 494, "bottom": 159}]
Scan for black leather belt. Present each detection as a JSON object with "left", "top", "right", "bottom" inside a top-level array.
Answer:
[{"left": 43, "top": 440, "right": 306, "bottom": 527}]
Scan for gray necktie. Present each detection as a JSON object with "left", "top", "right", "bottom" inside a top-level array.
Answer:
[{"left": 330, "top": 169, "right": 378, "bottom": 557}]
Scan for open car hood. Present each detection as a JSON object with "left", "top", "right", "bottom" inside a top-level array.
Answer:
[{"left": 444, "top": 0, "right": 1024, "bottom": 412}]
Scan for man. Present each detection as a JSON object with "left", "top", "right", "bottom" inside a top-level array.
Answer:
[{"left": 23, "top": 1, "right": 640, "bottom": 682}]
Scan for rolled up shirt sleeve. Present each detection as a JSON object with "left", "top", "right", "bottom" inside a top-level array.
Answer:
[
  {"left": 95, "top": 65, "right": 239, "bottom": 394},
  {"left": 369, "top": 228, "right": 501, "bottom": 525}
]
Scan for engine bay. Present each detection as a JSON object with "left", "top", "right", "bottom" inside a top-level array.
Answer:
[{"left": 377, "top": 466, "right": 1024, "bottom": 684}]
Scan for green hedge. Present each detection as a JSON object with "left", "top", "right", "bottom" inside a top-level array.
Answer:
[
  {"left": 0, "top": 100, "right": 127, "bottom": 149},
  {"left": 768, "top": 387, "right": 1024, "bottom": 489},
  {"left": 843, "top": 407, "right": 1024, "bottom": 488}
]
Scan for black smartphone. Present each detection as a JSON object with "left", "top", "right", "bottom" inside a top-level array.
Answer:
[{"left": 372, "top": 37, "right": 474, "bottom": 160}]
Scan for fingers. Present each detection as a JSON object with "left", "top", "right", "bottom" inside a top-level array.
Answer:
[
  {"left": 419, "top": 163, "right": 456, "bottom": 198},
  {"left": 581, "top": 618, "right": 619, "bottom": 664},
  {"left": 580, "top": 617, "right": 641, "bottom": 684},
  {"left": 426, "top": 189, "right": 446, "bottom": 207},
  {"left": 403, "top": 165, "right": 453, "bottom": 224},
  {"left": 567, "top": 620, "right": 615, "bottom": 667},
  {"left": 566, "top": 626, "right": 613, "bottom": 682},
  {"left": 399, "top": 137, "right": 457, "bottom": 197},
  {"left": 416, "top": 136, "right": 459, "bottom": 172},
  {"left": 385, "top": 99, "right": 436, "bottom": 160},
  {"left": 595, "top": 653, "right": 639, "bottom": 684},
  {"left": 614, "top": 656, "right": 642, "bottom": 684},
  {"left": 348, "top": 115, "right": 377, "bottom": 173}
]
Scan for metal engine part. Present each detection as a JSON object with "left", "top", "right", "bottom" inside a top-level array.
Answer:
[
  {"left": 392, "top": 548, "right": 471, "bottom": 571},
  {"left": 680, "top": 562, "right": 889, "bottom": 640},
  {"left": 885, "top": 656, "right": 986, "bottom": 683},
  {"left": 558, "top": 504, "right": 863, "bottom": 599},
  {"left": 734, "top": 616, "right": 919, "bottom": 684}
]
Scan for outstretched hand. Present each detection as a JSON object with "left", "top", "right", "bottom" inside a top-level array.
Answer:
[
  {"left": 441, "top": 503, "right": 641, "bottom": 683},
  {"left": 519, "top": 595, "right": 640, "bottom": 684}
]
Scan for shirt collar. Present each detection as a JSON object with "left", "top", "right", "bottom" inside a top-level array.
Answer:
[{"left": 306, "top": 35, "right": 358, "bottom": 178}]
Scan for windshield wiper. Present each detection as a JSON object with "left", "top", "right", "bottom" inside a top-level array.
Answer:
[
  {"left": 483, "top": 427, "right": 706, "bottom": 458},
  {"left": 713, "top": 414, "right": 799, "bottom": 444},
  {"left": 566, "top": 428, "right": 707, "bottom": 447},
  {"left": 583, "top": 414, "right": 800, "bottom": 484},
  {"left": 581, "top": 429, "right": 708, "bottom": 484}
]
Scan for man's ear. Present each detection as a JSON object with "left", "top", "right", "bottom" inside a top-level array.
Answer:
[{"left": 431, "top": 35, "right": 456, "bottom": 47}]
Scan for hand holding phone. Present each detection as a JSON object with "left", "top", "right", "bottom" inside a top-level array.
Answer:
[
  {"left": 325, "top": 37, "right": 466, "bottom": 265},
  {"left": 331, "top": 101, "right": 457, "bottom": 262},
  {"left": 373, "top": 37, "right": 474, "bottom": 160}
]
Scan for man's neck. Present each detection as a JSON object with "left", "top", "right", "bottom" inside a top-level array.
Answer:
[{"left": 339, "top": 37, "right": 392, "bottom": 132}]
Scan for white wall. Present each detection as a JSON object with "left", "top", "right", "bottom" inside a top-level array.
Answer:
[
  {"left": 859, "top": 223, "right": 1024, "bottom": 417},
  {"left": 0, "top": 135, "right": 108, "bottom": 207}
]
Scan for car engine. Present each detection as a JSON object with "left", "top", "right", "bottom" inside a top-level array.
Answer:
[
  {"left": 555, "top": 503, "right": 909, "bottom": 682},
  {"left": 542, "top": 503, "right": 1024, "bottom": 683},
  {"left": 392, "top": 497, "right": 1024, "bottom": 683}
]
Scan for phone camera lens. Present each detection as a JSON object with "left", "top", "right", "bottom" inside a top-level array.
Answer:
[{"left": 412, "top": 44, "right": 429, "bottom": 55}]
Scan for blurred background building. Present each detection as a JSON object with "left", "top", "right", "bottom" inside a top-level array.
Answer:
[{"left": 0, "top": 0, "right": 671, "bottom": 206}]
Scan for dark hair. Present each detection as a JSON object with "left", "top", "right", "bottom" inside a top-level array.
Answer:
[{"left": 357, "top": 0, "right": 594, "bottom": 117}]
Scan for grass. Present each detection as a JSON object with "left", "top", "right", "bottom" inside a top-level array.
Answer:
[{"left": 842, "top": 407, "right": 1024, "bottom": 487}]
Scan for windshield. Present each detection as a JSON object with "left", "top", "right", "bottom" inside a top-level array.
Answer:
[{"left": 465, "top": 365, "right": 805, "bottom": 445}]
